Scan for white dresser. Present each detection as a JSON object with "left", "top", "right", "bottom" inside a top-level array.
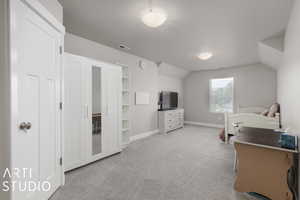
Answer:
[{"left": 158, "top": 109, "right": 184, "bottom": 133}]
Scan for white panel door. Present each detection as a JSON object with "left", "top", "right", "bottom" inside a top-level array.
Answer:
[
  {"left": 10, "top": 1, "right": 62, "bottom": 199},
  {"left": 64, "top": 54, "right": 88, "bottom": 171},
  {"left": 102, "top": 67, "right": 122, "bottom": 154}
]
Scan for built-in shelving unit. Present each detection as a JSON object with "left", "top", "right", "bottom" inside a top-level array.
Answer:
[{"left": 121, "top": 65, "right": 131, "bottom": 148}]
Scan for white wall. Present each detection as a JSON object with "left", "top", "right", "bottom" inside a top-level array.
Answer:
[
  {"left": 0, "top": 0, "right": 11, "bottom": 199},
  {"left": 278, "top": 0, "right": 300, "bottom": 133},
  {"left": 158, "top": 63, "right": 189, "bottom": 108},
  {"left": 65, "top": 33, "right": 187, "bottom": 136},
  {"left": 262, "top": 32, "right": 285, "bottom": 52},
  {"left": 258, "top": 32, "right": 285, "bottom": 69},
  {"left": 38, "top": 0, "right": 63, "bottom": 22},
  {"left": 184, "top": 63, "right": 277, "bottom": 125},
  {"left": 158, "top": 63, "right": 190, "bottom": 79}
]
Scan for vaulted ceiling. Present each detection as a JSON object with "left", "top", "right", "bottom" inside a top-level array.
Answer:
[{"left": 59, "top": 0, "right": 293, "bottom": 70}]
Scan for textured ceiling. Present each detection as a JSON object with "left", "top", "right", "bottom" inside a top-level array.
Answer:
[{"left": 59, "top": 0, "right": 293, "bottom": 70}]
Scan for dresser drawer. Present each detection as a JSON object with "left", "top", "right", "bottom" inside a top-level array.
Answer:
[
  {"left": 159, "top": 109, "right": 184, "bottom": 133},
  {"left": 166, "top": 111, "right": 175, "bottom": 116}
]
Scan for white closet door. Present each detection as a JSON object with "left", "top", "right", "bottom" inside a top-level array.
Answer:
[
  {"left": 102, "top": 67, "right": 122, "bottom": 154},
  {"left": 10, "top": 0, "right": 62, "bottom": 199},
  {"left": 64, "top": 54, "right": 89, "bottom": 171},
  {"left": 64, "top": 55, "right": 122, "bottom": 169}
]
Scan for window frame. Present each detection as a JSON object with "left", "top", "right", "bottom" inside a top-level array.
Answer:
[{"left": 209, "top": 77, "right": 235, "bottom": 113}]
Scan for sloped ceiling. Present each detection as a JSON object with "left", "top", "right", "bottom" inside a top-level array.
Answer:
[
  {"left": 258, "top": 32, "right": 285, "bottom": 69},
  {"left": 59, "top": 0, "right": 294, "bottom": 70}
]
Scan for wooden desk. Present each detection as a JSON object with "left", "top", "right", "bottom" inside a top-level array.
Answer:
[{"left": 233, "top": 127, "right": 298, "bottom": 200}]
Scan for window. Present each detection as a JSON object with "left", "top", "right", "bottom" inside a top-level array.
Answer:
[{"left": 209, "top": 77, "right": 234, "bottom": 113}]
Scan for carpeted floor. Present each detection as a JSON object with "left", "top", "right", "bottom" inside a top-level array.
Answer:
[{"left": 50, "top": 125, "right": 253, "bottom": 200}]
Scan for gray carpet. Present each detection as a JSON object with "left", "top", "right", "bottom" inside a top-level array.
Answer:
[{"left": 50, "top": 125, "right": 253, "bottom": 200}]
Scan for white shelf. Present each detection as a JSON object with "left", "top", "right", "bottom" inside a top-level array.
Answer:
[{"left": 121, "top": 65, "right": 130, "bottom": 147}]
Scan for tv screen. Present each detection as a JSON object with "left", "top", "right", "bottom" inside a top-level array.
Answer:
[{"left": 160, "top": 91, "right": 178, "bottom": 110}]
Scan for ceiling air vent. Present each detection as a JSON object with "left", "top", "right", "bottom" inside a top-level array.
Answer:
[{"left": 119, "top": 44, "right": 131, "bottom": 50}]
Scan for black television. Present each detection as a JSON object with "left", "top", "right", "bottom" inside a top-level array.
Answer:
[{"left": 159, "top": 91, "right": 178, "bottom": 111}]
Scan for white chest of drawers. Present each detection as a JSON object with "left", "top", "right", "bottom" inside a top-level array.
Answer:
[{"left": 158, "top": 109, "right": 184, "bottom": 133}]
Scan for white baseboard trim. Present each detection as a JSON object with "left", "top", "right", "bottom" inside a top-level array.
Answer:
[
  {"left": 184, "top": 121, "right": 224, "bottom": 129},
  {"left": 130, "top": 129, "right": 160, "bottom": 142},
  {"left": 122, "top": 142, "right": 130, "bottom": 149}
]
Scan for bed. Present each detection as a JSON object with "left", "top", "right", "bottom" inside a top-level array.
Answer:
[{"left": 224, "top": 105, "right": 281, "bottom": 143}]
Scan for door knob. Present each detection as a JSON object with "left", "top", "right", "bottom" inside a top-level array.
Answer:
[
  {"left": 19, "top": 122, "right": 32, "bottom": 130},
  {"left": 26, "top": 122, "right": 32, "bottom": 130},
  {"left": 19, "top": 122, "right": 27, "bottom": 130}
]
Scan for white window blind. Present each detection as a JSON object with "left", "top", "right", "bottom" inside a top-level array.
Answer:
[{"left": 209, "top": 77, "right": 234, "bottom": 113}]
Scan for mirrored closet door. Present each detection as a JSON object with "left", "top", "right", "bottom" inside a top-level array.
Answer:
[
  {"left": 64, "top": 53, "right": 122, "bottom": 172},
  {"left": 92, "top": 66, "right": 102, "bottom": 155}
]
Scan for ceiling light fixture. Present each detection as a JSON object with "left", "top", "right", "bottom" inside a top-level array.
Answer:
[
  {"left": 142, "top": 0, "right": 167, "bottom": 28},
  {"left": 198, "top": 52, "right": 213, "bottom": 60}
]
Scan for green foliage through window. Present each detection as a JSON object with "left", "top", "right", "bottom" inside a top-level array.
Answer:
[{"left": 210, "top": 77, "right": 234, "bottom": 113}]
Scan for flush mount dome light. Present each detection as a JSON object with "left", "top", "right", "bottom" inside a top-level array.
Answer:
[
  {"left": 142, "top": 10, "right": 167, "bottom": 28},
  {"left": 198, "top": 52, "right": 213, "bottom": 60}
]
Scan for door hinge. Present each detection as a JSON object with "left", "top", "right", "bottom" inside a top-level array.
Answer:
[
  {"left": 59, "top": 157, "right": 63, "bottom": 166},
  {"left": 59, "top": 46, "right": 63, "bottom": 55},
  {"left": 59, "top": 102, "right": 63, "bottom": 110}
]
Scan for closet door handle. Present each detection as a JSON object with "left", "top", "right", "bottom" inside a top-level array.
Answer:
[
  {"left": 86, "top": 105, "right": 89, "bottom": 118},
  {"left": 84, "top": 105, "right": 89, "bottom": 119}
]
